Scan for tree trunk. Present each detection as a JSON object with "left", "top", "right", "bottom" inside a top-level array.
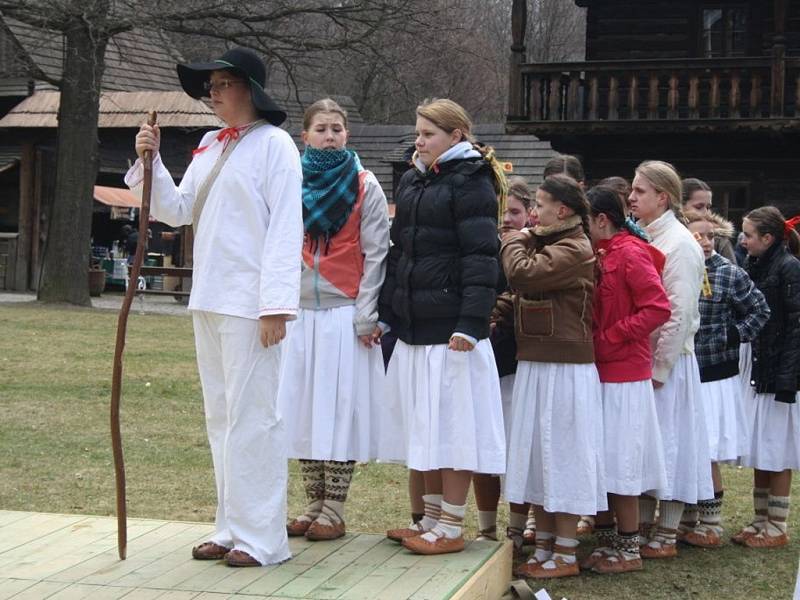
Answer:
[{"left": 37, "top": 13, "right": 108, "bottom": 304}]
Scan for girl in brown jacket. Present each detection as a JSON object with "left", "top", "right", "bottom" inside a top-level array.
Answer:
[{"left": 500, "top": 174, "right": 606, "bottom": 579}]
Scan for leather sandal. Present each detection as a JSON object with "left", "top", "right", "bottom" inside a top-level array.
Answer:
[
  {"left": 580, "top": 546, "right": 613, "bottom": 570},
  {"left": 306, "top": 519, "right": 346, "bottom": 541},
  {"left": 387, "top": 522, "right": 425, "bottom": 542},
  {"left": 286, "top": 518, "right": 313, "bottom": 537},
  {"left": 402, "top": 531, "right": 465, "bottom": 555},
  {"left": 592, "top": 550, "right": 643, "bottom": 574},
  {"left": 732, "top": 522, "right": 762, "bottom": 545},
  {"left": 743, "top": 529, "right": 789, "bottom": 548},
  {"left": 640, "top": 539, "right": 678, "bottom": 559},
  {"left": 524, "top": 555, "right": 580, "bottom": 579},
  {"left": 682, "top": 526, "right": 723, "bottom": 548},
  {"left": 225, "top": 549, "right": 262, "bottom": 567},
  {"left": 191, "top": 541, "right": 231, "bottom": 560}
]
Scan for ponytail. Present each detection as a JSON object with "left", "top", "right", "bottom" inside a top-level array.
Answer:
[
  {"left": 745, "top": 206, "right": 800, "bottom": 258},
  {"left": 475, "top": 143, "right": 509, "bottom": 222}
]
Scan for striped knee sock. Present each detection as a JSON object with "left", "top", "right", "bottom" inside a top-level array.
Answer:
[
  {"left": 615, "top": 530, "right": 640, "bottom": 560},
  {"left": 697, "top": 492, "right": 724, "bottom": 534},
  {"left": 423, "top": 500, "right": 465, "bottom": 541},
  {"left": 680, "top": 503, "right": 699, "bottom": 533},
  {"left": 767, "top": 495, "right": 790, "bottom": 534},
  {"left": 652, "top": 500, "right": 684, "bottom": 545},
  {"left": 420, "top": 494, "right": 443, "bottom": 530},
  {"left": 299, "top": 459, "right": 325, "bottom": 521},
  {"left": 318, "top": 460, "right": 355, "bottom": 526},
  {"left": 754, "top": 487, "right": 769, "bottom": 528}
]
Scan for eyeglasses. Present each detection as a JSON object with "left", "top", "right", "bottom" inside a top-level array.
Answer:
[{"left": 202, "top": 79, "right": 243, "bottom": 93}]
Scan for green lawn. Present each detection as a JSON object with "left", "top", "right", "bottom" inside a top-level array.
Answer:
[{"left": 0, "top": 302, "right": 798, "bottom": 599}]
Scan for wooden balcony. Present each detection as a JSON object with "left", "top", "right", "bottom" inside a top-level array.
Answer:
[{"left": 507, "top": 57, "right": 800, "bottom": 136}]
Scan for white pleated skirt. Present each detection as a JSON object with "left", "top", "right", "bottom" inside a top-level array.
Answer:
[
  {"left": 377, "top": 339, "right": 506, "bottom": 474},
  {"left": 652, "top": 353, "right": 714, "bottom": 503},
  {"left": 700, "top": 375, "right": 748, "bottom": 462},
  {"left": 504, "top": 361, "right": 607, "bottom": 516},
  {"left": 601, "top": 380, "right": 668, "bottom": 497},
  {"left": 500, "top": 374, "right": 515, "bottom": 441},
  {"left": 740, "top": 391, "right": 800, "bottom": 471},
  {"left": 277, "top": 305, "right": 384, "bottom": 462}
]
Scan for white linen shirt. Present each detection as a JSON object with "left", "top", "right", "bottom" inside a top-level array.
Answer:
[
  {"left": 646, "top": 209, "right": 705, "bottom": 383},
  {"left": 125, "top": 124, "right": 303, "bottom": 321}
]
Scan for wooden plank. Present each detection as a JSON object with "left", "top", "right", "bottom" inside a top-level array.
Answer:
[
  {"left": 0, "top": 578, "right": 37, "bottom": 599},
  {"left": 106, "top": 590, "right": 163, "bottom": 600},
  {"left": 0, "top": 513, "right": 88, "bottom": 555},
  {"left": 0, "top": 511, "right": 34, "bottom": 528},
  {"left": 7, "top": 580, "right": 70, "bottom": 599},
  {"left": 46, "top": 582, "right": 129, "bottom": 599},
  {"left": 62, "top": 522, "right": 203, "bottom": 585},
  {"left": 310, "top": 539, "right": 402, "bottom": 599},
  {"left": 274, "top": 534, "right": 384, "bottom": 598},
  {"left": 344, "top": 549, "right": 427, "bottom": 600},
  {"left": 449, "top": 541, "right": 511, "bottom": 600}
]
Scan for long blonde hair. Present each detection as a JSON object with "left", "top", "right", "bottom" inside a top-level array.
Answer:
[
  {"left": 635, "top": 160, "right": 685, "bottom": 223},
  {"left": 416, "top": 98, "right": 508, "bottom": 220}
]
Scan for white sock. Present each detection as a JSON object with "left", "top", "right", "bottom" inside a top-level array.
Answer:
[
  {"left": 553, "top": 536, "right": 578, "bottom": 564},
  {"left": 422, "top": 500, "right": 465, "bottom": 541},
  {"left": 420, "top": 493, "right": 442, "bottom": 530},
  {"left": 477, "top": 510, "right": 497, "bottom": 533},
  {"left": 531, "top": 531, "right": 553, "bottom": 563},
  {"left": 316, "top": 499, "right": 345, "bottom": 526}
]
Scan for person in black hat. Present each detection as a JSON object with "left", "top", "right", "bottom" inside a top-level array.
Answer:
[{"left": 126, "top": 47, "right": 303, "bottom": 568}]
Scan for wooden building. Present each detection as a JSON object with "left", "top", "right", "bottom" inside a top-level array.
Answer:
[{"left": 507, "top": 0, "right": 800, "bottom": 226}]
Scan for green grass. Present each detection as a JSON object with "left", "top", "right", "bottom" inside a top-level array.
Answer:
[{"left": 0, "top": 302, "right": 798, "bottom": 599}]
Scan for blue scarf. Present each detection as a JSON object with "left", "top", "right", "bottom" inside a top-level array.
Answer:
[{"left": 302, "top": 147, "right": 360, "bottom": 240}]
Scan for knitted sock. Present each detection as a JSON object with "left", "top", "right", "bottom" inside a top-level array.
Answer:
[
  {"left": 615, "top": 530, "right": 640, "bottom": 560},
  {"left": 317, "top": 460, "right": 355, "bottom": 526},
  {"left": 507, "top": 511, "right": 527, "bottom": 548},
  {"left": 539, "top": 536, "right": 578, "bottom": 568},
  {"left": 767, "top": 495, "right": 790, "bottom": 534},
  {"left": 422, "top": 500, "right": 465, "bottom": 541},
  {"left": 298, "top": 459, "right": 325, "bottom": 522},
  {"left": 680, "top": 503, "right": 699, "bottom": 533},
  {"left": 530, "top": 531, "right": 554, "bottom": 563},
  {"left": 651, "top": 500, "right": 684, "bottom": 546},
  {"left": 420, "top": 494, "right": 443, "bottom": 530},
  {"left": 697, "top": 492, "right": 724, "bottom": 534},
  {"left": 477, "top": 510, "right": 497, "bottom": 536},
  {"left": 524, "top": 506, "right": 536, "bottom": 533},
  {"left": 754, "top": 487, "right": 769, "bottom": 528},
  {"left": 639, "top": 496, "right": 657, "bottom": 527}
]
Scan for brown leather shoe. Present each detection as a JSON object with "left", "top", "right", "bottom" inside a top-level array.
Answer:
[
  {"left": 402, "top": 533, "right": 465, "bottom": 555},
  {"left": 743, "top": 530, "right": 789, "bottom": 548},
  {"left": 306, "top": 519, "right": 346, "bottom": 541},
  {"left": 387, "top": 523, "right": 425, "bottom": 542},
  {"left": 191, "top": 541, "right": 231, "bottom": 560},
  {"left": 225, "top": 549, "right": 262, "bottom": 567},
  {"left": 525, "top": 556, "right": 580, "bottom": 579},
  {"left": 640, "top": 540, "right": 678, "bottom": 559},
  {"left": 286, "top": 518, "right": 313, "bottom": 537},
  {"left": 593, "top": 552, "right": 643, "bottom": 574},
  {"left": 682, "top": 528, "right": 723, "bottom": 548},
  {"left": 732, "top": 522, "right": 762, "bottom": 545},
  {"left": 580, "top": 546, "right": 612, "bottom": 570}
]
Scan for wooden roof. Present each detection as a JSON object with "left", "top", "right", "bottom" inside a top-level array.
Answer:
[{"left": 0, "top": 91, "right": 224, "bottom": 128}]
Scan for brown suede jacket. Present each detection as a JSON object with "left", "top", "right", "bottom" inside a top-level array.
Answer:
[{"left": 497, "top": 216, "right": 596, "bottom": 364}]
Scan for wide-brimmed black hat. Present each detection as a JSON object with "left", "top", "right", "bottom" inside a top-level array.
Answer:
[{"left": 177, "top": 47, "right": 287, "bottom": 126}]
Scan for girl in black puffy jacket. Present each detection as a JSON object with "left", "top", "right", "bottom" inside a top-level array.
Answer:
[
  {"left": 735, "top": 206, "right": 800, "bottom": 548},
  {"left": 376, "top": 98, "right": 508, "bottom": 556}
]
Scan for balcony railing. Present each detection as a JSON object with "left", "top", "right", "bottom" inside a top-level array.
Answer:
[{"left": 509, "top": 57, "right": 800, "bottom": 125}]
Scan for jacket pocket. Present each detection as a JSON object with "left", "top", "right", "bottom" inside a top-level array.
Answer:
[{"left": 516, "top": 297, "right": 554, "bottom": 337}]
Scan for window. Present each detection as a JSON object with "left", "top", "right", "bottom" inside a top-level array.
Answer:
[{"left": 702, "top": 6, "right": 749, "bottom": 57}]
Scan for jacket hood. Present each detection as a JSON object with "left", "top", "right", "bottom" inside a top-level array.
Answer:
[
  {"left": 707, "top": 211, "right": 736, "bottom": 239},
  {"left": 599, "top": 230, "right": 667, "bottom": 275}
]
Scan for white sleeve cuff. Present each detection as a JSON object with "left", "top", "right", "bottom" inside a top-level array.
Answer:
[{"left": 451, "top": 332, "right": 478, "bottom": 347}]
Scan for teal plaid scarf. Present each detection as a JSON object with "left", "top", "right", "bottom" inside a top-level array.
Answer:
[{"left": 302, "top": 147, "right": 360, "bottom": 240}]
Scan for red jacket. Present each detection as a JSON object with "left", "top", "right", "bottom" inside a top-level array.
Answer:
[{"left": 593, "top": 231, "right": 671, "bottom": 383}]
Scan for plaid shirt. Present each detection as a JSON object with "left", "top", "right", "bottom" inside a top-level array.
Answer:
[{"left": 695, "top": 252, "right": 770, "bottom": 381}]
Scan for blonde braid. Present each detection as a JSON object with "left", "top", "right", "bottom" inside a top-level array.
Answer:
[{"left": 477, "top": 144, "right": 508, "bottom": 222}]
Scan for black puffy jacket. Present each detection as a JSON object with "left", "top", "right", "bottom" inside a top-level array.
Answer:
[
  {"left": 746, "top": 242, "right": 800, "bottom": 401},
  {"left": 379, "top": 157, "right": 499, "bottom": 345}
]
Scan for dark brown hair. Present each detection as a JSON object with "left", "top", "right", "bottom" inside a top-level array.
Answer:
[
  {"left": 543, "top": 154, "right": 585, "bottom": 182},
  {"left": 681, "top": 178, "right": 712, "bottom": 204},
  {"left": 588, "top": 185, "right": 627, "bottom": 230},
  {"left": 596, "top": 176, "right": 631, "bottom": 206},
  {"left": 744, "top": 205, "right": 800, "bottom": 257},
  {"left": 507, "top": 176, "right": 532, "bottom": 209},
  {"left": 539, "top": 174, "right": 590, "bottom": 237}
]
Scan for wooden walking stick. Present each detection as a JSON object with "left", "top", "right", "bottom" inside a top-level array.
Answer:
[{"left": 111, "top": 111, "right": 157, "bottom": 560}]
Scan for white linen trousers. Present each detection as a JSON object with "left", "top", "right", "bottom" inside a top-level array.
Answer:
[{"left": 193, "top": 311, "right": 291, "bottom": 566}]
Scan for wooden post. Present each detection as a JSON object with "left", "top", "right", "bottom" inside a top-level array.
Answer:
[
  {"left": 730, "top": 71, "right": 741, "bottom": 118},
  {"left": 15, "top": 143, "right": 35, "bottom": 291},
  {"left": 667, "top": 72, "right": 679, "bottom": 119},
  {"left": 508, "top": 0, "right": 527, "bottom": 119},
  {"left": 771, "top": 0, "right": 788, "bottom": 116},
  {"left": 530, "top": 78, "right": 542, "bottom": 121},
  {"left": 588, "top": 75, "right": 599, "bottom": 120},
  {"left": 710, "top": 73, "right": 721, "bottom": 118},
  {"left": 548, "top": 74, "right": 561, "bottom": 120},
  {"left": 567, "top": 73, "right": 581, "bottom": 120},
  {"left": 647, "top": 73, "right": 659, "bottom": 119},
  {"left": 751, "top": 73, "right": 763, "bottom": 117},
  {"left": 608, "top": 75, "right": 619, "bottom": 120},
  {"left": 688, "top": 74, "right": 700, "bottom": 119},
  {"left": 629, "top": 74, "right": 639, "bottom": 120}
]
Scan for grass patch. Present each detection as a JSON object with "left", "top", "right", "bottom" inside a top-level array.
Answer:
[{"left": 0, "top": 302, "right": 798, "bottom": 598}]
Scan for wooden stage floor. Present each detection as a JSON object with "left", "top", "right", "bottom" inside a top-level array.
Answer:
[{"left": 0, "top": 511, "right": 511, "bottom": 599}]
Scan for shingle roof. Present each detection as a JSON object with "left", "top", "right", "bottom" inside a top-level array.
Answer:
[{"left": 0, "top": 90, "right": 223, "bottom": 128}]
